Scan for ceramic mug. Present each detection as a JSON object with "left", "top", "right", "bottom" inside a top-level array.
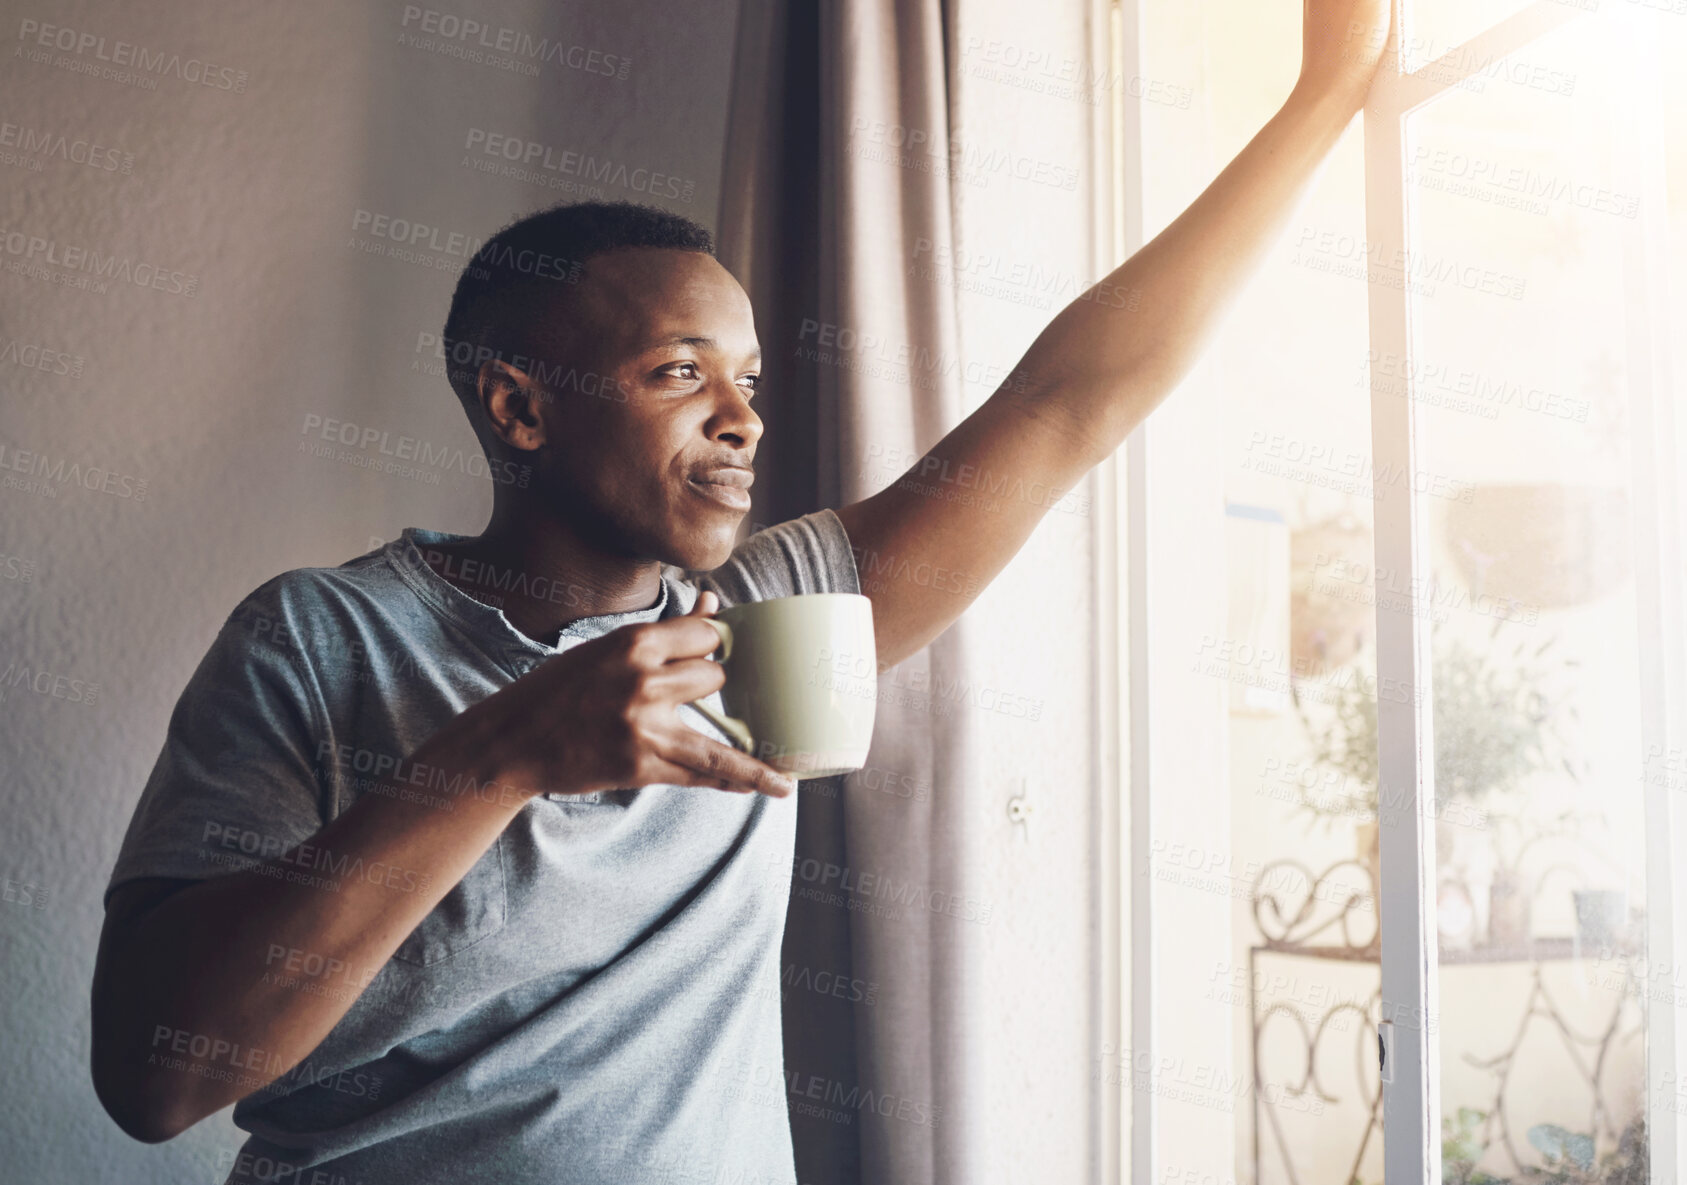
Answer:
[{"left": 689, "top": 593, "right": 877, "bottom": 779}]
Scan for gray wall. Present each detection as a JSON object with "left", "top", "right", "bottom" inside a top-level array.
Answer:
[{"left": 0, "top": 2, "right": 738, "bottom": 1179}]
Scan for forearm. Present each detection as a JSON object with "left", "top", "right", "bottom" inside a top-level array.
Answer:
[
  {"left": 93, "top": 711, "right": 528, "bottom": 1139},
  {"left": 836, "top": 94, "right": 1361, "bottom": 665},
  {"left": 833, "top": 3, "right": 1391, "bottom": 665},
  {"left": 1012, "top": 86, "right": 1357, "bottom": 469}
]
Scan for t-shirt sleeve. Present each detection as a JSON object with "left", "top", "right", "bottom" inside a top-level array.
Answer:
[
  {"left": 104, "top": 576, "right": 333, "bottom": 908},
  {"left": 696, "top": 507, "right": 861, "bottom": 607}
]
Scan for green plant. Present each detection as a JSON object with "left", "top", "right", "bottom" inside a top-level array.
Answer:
[
  {"left": 1530, "top": 1115, "right": 1646, "bottom": 1184},
  {"left": 1291, "top": 619, "right": 1582, "bottom": 828},
  {"left": 1434, "top": 1111, "right": 1646, "bottom": 1185},
  {"left": 1529, "top": 1124, "right": 1595, "bottom": 1177},
  {"left": 1442, "top": 1106, "right": 1509, "bottom": 1185}
]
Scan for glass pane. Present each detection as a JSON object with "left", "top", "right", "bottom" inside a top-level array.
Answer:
[
  {"left": 1406, "top": 12, "right": 1654, "bottom": 1181},
  {"left": 1403, "top": 0, "right": 1537, "bottom": 73},
  {"left": 1135, "top": 1, "right": 1387, "bottom": 1180},
  {"left": 1219, "top": 131, "right": 1386, "bottom": 1185}
]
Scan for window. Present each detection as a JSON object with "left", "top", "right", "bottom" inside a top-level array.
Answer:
[{"left": 1110, "top": 2, "right": 1687, "bottom": 1182}]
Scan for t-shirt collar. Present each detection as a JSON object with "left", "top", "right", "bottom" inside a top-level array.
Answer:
[{"left": 384, "top": 526, "right": 694, "bottom": 662}]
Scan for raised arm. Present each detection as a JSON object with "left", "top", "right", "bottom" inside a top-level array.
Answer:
[{"left": 836, "top": 0, "right": 1392, "bottom": 667}]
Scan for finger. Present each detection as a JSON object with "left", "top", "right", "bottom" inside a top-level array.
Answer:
[
  {"left": 658, "top": 731, "right": 797, "bottom": 798},
  {"left": 646, "top": 656, "right": 727, "bottom": 704},
  {"left": 640, "top": 756, "right": 755, "bottom": 795},
  {"left": 643, "top": 615, "right": 733, "bottom": 662},
  {"left": 687, "top": 589, "right": 719, "bottom": 617}
]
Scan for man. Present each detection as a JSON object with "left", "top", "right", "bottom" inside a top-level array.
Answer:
[{"left": 91, "top": 3, "right": 1390, "bottom": 1180}]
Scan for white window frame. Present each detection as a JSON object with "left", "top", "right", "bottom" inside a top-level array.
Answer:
[{"left": 1106, "top": 1, "right": 1687, "bottom": 1182}]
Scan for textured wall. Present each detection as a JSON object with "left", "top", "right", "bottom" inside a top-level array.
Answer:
[
  {"left": 947, "top": 5, "right": 1107, "bottom": 1183},
  {"left": 0, "top": 2, "right": 738, "bottom": 1180}
]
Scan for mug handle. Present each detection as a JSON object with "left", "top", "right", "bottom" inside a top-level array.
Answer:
[{"left": 688, "top": 617, "right": 755, "bottom": 753}]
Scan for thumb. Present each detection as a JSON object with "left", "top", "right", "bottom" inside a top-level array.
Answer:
[{"left": 687, "top": 588, "right": 719, "bottom": 617}]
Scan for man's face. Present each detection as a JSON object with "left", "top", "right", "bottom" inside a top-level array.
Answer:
[{"left": 508, "top": 247, "right": 764, "bottom": 572}]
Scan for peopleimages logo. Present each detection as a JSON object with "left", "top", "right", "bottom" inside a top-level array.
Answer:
[
  {"left": 462, "top": 129, "right": 696, "bottom": 202},
  {"left": 349, "top": 209, "right": 483, "bottom": 261},
  {"left": 0, "top": 441, "right": 148, "bottom": 500},
  {"left": 0, "top": 120, "right": 132, "bottom": 173},
  {"left": 200, "top": 821, "right": 436, "bottom": 895},
  {"left": 398, "top": 6, "right": 631, "bottom": 80},
  {"left": 298, "top": 414, "right": 530, "bottom": 488},
  {"left": 0, "top": 336, "right": 84, "bottom": 378},
  {"left": 16, "top": 18, "right": 250, "bottom": 91},
  {"left": 787, "top": 855, "right": 995, "bottom": 924},
  {"left": 0, "top": 660, "right": 99, "bottom": 706},
  {"left": 147, "top": 1025, "right": 382, "bottom": 1103},
  {"left": 0, "top": 226, "right": 198, "bottom": 297}
]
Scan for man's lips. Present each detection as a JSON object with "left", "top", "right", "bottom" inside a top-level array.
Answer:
[{"left": 687, "top": 466, "right": 754, "bottom": 511}]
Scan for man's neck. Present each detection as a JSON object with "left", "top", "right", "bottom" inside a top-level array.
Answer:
[{"left": 418, "top": 511, "right": 665, "bottom": 646}]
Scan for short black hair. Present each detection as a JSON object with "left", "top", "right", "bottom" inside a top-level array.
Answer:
[{"left": 441, "top": 200, "right": 714, "bottom": 427}]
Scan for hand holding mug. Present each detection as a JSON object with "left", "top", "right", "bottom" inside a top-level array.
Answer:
[{"left": 451, "top": 589, "right": 799, "bottom": 799}]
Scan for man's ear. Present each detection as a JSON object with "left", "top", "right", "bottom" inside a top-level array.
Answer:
[{"left": 477, "top": 360, "right": 546, "bottom": 451}]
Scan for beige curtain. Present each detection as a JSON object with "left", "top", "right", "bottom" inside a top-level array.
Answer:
[{"left": 718, "top": 1, "right": 987, "bottom": 1182}]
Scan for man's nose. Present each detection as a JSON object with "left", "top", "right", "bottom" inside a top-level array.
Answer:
[{"left": 707, "top": 382, "right": 762, "bottom": 448}]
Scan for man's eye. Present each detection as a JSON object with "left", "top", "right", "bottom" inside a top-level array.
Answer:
[
  {"left": 739, "top": 375, "right": 760, "bottom": 396},
  {"left": 665, "top": 362, "right": 700, "bottom": 380}
]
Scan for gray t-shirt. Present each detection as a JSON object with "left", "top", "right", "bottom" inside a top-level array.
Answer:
[{"left": 105, "top": 509, "right": 859, "bottom": 1185}]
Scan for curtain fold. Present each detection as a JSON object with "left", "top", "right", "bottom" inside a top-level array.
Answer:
[{"left": 719, "top": 1, "right": 986, "bottom": 1182}]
